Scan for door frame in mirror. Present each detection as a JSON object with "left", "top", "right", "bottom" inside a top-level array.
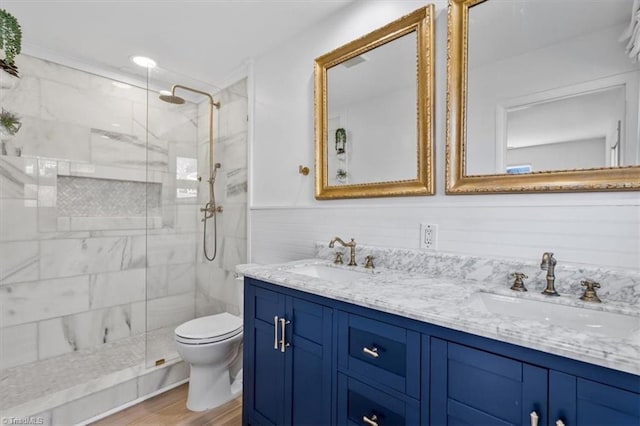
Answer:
[
  {"left": 445, "top": 0, "right": 640, "bottom": 194},
  {"left": 314, "top": 6, "right": 435, "bottom": 199}
]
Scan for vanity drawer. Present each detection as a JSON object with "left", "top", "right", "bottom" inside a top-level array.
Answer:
[
  {"left": 337, "top": 373, "right": 420, "bottom": 426},
  {"left": 338, "top": 311, "right": 420, "bottom": 398}
]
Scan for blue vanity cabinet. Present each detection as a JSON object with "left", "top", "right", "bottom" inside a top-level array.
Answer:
[
  {"left": 337, "top": 373, "right": 420, "bottom": 425},
  {"left": 549, "top": 370, "right": 640, "bottom": 426},
  {"left": 243, "top": 278, "right": 333, "bottom": 426},
  {"left": 244, "top": 276, "right": 639, "bottom": 426},
  {"left": 337, "top": 311, "right": 421, "bottom": 398},
  {"left": 336, "top": 311, "right": 421, "bottom": 425},
  {"left": 428, "top": 337, "right": 640, "bottom": 426},
  {"left": 430, "top": 338, "right": 548, "bottom": 426}
]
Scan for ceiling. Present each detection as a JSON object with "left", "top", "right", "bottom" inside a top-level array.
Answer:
[{"left": 3, "top": 0, "right": 356, "bottom": 92}]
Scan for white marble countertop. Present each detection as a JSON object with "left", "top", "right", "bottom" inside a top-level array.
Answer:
[{"left": 238, "top": 259, "right": 640, "bottom": 376}]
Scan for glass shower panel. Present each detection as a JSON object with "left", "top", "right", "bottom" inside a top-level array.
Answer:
[
  {"left": 143, "top": 69, "right": 249, "bottom": 369},
  {"left": 0, "top": 54, "right": 149, "bottom": 374},
  {"left": 144, "top": 70, "right": 205, "bottom": 367}
]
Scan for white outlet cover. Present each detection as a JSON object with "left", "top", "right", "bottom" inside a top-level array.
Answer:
[{"left": 420, "top": 223, "right": 438, "bottom": 250}]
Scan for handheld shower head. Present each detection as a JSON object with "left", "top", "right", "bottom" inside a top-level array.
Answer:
[{"left": 159, "top": 93, "right": 186, "bottom": 104}]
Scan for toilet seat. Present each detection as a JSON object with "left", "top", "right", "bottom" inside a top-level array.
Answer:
[{"left": 175, "top": 312, "right": 243, "bottom": 345}]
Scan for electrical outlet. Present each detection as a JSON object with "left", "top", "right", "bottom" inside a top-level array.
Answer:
[{"left": 420, "top": 223, "right": 438, "bottom": 250}]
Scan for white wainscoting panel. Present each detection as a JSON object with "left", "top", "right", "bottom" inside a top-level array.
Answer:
[{"left": 250, "top": 202, "right": 640, "bottom": 272}]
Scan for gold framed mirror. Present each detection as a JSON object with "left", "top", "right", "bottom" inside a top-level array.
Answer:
[
  {"left": 314, "top": 6, "right": 435, "bottom": 199},
  {"left": 446, "top": 0, "right": 640, "bottom": 194}
]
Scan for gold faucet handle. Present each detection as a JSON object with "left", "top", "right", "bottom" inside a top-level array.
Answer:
[
  {"left": 364, "top": 255, "right": 375, "bottom": 269},
  {"left": 580, "top": 279, "right": 602, "bottom": 303},
  {"left": 333, "top": 251, "right": 344, "bottom": 265},
  {"left": 510, "top": 272, "right": 528, "bottom": 292}
]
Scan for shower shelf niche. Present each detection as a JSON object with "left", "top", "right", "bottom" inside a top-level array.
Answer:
[{"left": 56, "top": 175, "right": 163, "bottom": 232}]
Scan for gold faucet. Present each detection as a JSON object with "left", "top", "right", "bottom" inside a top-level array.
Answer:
[
  {"left": 540, "top": 252, "right": 559, "bottom": 296},
  {"left": 329, "top": 237, "right": 357, "bottom": 266}
]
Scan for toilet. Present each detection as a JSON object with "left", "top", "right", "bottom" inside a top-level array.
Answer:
[{"left": 175, "top": 278, "right": 244, "bottom": 412}]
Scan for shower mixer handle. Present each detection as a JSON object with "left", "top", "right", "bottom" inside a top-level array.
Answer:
[{"left": 200, "top": 205, "right": 223, "bottom": 220}]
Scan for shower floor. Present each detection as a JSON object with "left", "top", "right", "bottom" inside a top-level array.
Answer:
[{"left": 0, "top": 326, "right": 179, "bottom": 419}]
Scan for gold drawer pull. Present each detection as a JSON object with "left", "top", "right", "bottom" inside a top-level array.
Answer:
[
  {"left": 362, "top": 346, "right": 379, "bottom": 358},
  {"left": 362, "top": 414, "right": 378, "bottom": 426}
]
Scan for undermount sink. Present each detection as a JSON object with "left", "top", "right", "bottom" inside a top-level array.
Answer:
[
  {"left": 467, "top": 292, "right": 640, "bottom": 339},
  {"left": 285, "top": 264, "right": 375, "bottom": 283}
]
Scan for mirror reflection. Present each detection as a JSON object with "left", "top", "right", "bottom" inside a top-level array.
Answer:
[
  {"left": 465, "top": 0, "right": 639, "bottom": 176},
  {"left": 327, "top": 32, "right": 417, "bottom": 185}
]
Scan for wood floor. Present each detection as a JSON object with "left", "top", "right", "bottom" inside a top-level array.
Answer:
[{"left": 91, "top": 384, "right": 242, "bottom": 426}]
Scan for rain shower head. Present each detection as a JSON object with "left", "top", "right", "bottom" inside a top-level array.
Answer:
[
  {"left": 159, "top": 84, "right": 219, "bottom": 108},
  {"left": 159, "top": 93, "right": 186, "bottom": 104}
]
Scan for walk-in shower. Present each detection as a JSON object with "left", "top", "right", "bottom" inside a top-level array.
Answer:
[
  {"left": 160, "top": 84, "right": 221, "bottom": 261},
  {"left": 1, "top": 50, "right": 248, "bottom": 423}
]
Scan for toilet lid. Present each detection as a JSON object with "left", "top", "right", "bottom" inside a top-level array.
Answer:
[{"left": 175, "top": 312, "right": 243, "bottom": 343}]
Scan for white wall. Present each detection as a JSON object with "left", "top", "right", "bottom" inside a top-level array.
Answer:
[{"left": 250, "top": 0, "right": 640, "bottom": 272}]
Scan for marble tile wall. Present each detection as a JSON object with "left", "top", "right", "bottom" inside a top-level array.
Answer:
[
  {"left": 0, "top": 54, "right": 201, "bottom": 370},
  {"left": 195, "top": 78, "right": 248, "bottom": 318}
]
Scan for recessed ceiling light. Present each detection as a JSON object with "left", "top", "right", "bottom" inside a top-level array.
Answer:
[
  {"left": 112, "top": 81, "right": 132, "bottom": 89},
  {"left": 131, "top": 56, "right": 157, "bottom": 68}
]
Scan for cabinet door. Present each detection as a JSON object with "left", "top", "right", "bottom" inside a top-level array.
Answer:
[
  {"left": 550, "top": 370, "right": 640, "bottom": 426},
  {"left": 286, "top": 296, "right": 334, "bottom": 426},
  {"left": 244, "top": 283, "right": 287, "bottom": 426},
  {"left": 430, "top": 338, "right": 548, "bottom": 426},
  {"left": 244, "top": 280, "right": 334, "bottom": 426}
]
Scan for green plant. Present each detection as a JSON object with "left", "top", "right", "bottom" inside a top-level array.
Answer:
[
  {"left": 0, "top": 9, "right": 22, "bottom": 65},
  {"left": 0, "top": 108, "right": 21, "bottom": 135}
]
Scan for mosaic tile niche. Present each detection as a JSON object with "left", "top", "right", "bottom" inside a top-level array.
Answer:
[{"left": 57, "top": 176, "right": 161, "bottom": 217}]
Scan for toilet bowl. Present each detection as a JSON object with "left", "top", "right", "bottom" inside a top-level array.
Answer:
[{"left": 175, "top": 311, "right": 243, "bottom": 411}]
